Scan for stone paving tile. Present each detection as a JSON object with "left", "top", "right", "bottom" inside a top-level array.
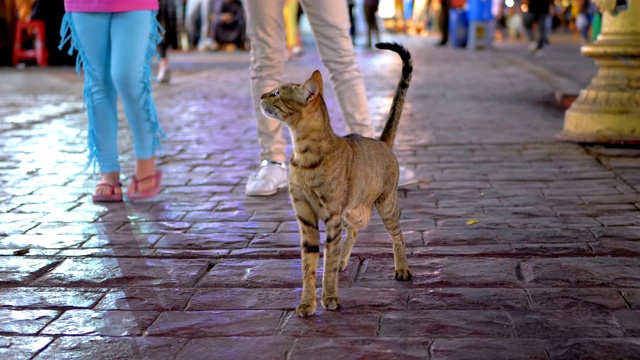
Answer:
[
  {"left": 519, "top": 257, "right": 640, "bottom": 288},
  {"left": 155, "top": 233, "right": 252, "bottom": 249},
  {"left": 510, "top": 242, "right": 592, "bottom": 256},
  {"left": 553, "top": 204, "right": 638, "bottom": 217},
  {"left": 591, "top": 226, "right": 640, "bottom": 240},
  {"left": 0, "top": 258, "right": 60, "bottom": 285},
  {"left": 589, "top": 238, "right": 640, "bottom": 256},
  {"left": 620, "top": 289, "right": 640, "bottom": 309},
  {"left": 413, "top": 244, "right": 514, "bottom": 257},
  {"left": 41, "top": 310, "right": 159, "bottom": 336},
  {"left": 379, "top": 310, "right": 512, "bottom": 338},
  {"left": 57, "top": 248, "right": 157, "bottom": 257},
  {"left": 423, "top": 229, "right": 499, "bottom": 246},
  {"left": 546, "top": 338, "right": 640, "bottom": 360},
  {"left": 26, "top": 222, "right": 122, "bottom": 236},
  {"left": 496, "top": 228, "right": 597, "bottom": 243},
  {"left": 430, "top": 338, "right": 548, "bottom": 360},
  {"left": 186, "top": 288, "right": 300, "bottom": 311},
  {"left": 153, "top": 248, "right": 230, "bottom": 259},
  {"left": 81, "top": 233, "right": 163, "bottom": 248},
  {"left": 408, "top": 288, "right": 530, "bottom": 310},
  {"left": 279, "top": 309, "right": 380, "bottom": 337},
  {"left": 527, "top": 288, "right": 629, "bottom": 310},
  {"left": 186, "top": 221, "right": 280, "bottom": 234},
  {"left": 116, "top": 221, "right": 193, "bottom": 234},
  {"left": 197, "top": 259, "right": 359, "bottom": 288},
  {"left": 0, "top": 336, "right": 54, "bottom": 360},
  {"left": 176, "top": 337, "right": 294, "bottom": 360},
  {"left": 597, "top": 213, "right": 640, "bottom": 227},
  {"left": 34, "top": 336, "right": 188, "bottom": 360},
  {"left": 510, "top": 310, "right": 624, "bottom": 338},
  {"left": 290, "top": 337, "right": 432, "bottom": 359},
  {"left": 614, "top": 310, "right": 640, "bottom": 336},
  {"left": 357, "top": 258, "right": 521, "bottom": 288},
  {"left": 146, "top": 310, "right": 283, "bottom": 337},
  {"left": 94, "top": 288, "right": 196, "bottom": 311},
  {"left": 0, "top": 234, "right": 88, "bottom": 249},
  {"left": 0, "top": 288, "right": 104, "bottom": 309},
  {"left": 0, "top": 310, "right": 59, "bottom": 335},
  {"left": 31, "top": 258, "right": 210, "bottom": 287}
]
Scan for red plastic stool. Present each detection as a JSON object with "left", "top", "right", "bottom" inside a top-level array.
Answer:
[{"left": 12, "top": 20, "right": 48, "bottom": 67}]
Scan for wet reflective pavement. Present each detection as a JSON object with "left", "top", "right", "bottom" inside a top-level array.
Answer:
[{"left": 1, "top": 34, "right": 640, "bottom": 359}]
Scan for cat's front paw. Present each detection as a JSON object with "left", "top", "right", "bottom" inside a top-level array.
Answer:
[
  {"left": 296, "top": 303, "right": 317, "bottom": 317},
  {"left": 321, "top": 296, "right": 341, "bottom": 310},
  {"left": 394, "top": 268, "right": 413, "bottom": 281}
]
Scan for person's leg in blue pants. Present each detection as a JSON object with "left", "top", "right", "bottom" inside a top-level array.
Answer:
[{"left": 63, "top": 11, "right": 164, "bottom": 199}]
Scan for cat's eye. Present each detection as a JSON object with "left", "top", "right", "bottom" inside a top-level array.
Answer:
[{"left": 273, "top": 90, "right": 279, "bottom": 97}]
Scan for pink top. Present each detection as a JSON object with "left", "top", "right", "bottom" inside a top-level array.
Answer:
[{"left": 64, "top": 0, "right": 158, "bottom": 13}]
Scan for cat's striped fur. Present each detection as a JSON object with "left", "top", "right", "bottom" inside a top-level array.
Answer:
[{"left": 260, "top": 42, "right": 413, "bottom": 317}]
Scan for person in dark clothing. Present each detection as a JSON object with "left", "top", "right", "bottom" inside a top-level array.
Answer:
[
  {"left": 523, "top": 0, "right": 551, "bottom": 54},
  {"left": 347, "top": 0, "right": 356, "bottom": 45},
  {"left": 157, "top": 0, "right": 182, "bottom": 83},
  {"left": 437, "top": 0, "right": 450, "bottom": 46},
  {"left": 363, "top": 0, "right": 380, "bottom": 47},
  {"left": 213, "top": 0, "right": 246, "bottom": 50}
]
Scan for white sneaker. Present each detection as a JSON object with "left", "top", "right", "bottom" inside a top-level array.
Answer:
[
  {"left": 197, "top": 38, "right": 213, "bottom": 52},
  {"left": 245, "top": 161, "right": 288, "bottom": 196},
  {"left": 157, "top": 68, "right": 171, "bottom": 84},
  {"left": 398, "top": 166, "right": 417, "bottom": 187}
]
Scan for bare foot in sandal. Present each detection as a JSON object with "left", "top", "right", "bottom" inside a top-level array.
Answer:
[
  {"left": 127, "top": 157, "right": 161, "bottom": 200},
  {"left": 93, "top": 172, "right": 123, "bottom": 202}
]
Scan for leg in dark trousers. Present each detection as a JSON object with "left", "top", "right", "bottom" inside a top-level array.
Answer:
[
  {"left": 364, "top": 2, "right": 380, "bottom": 47},
  {"left": 537, "top": 14, "right": 547, "bottom": 49},
  {"left": 438, "top": 0, "right": 450, "bottom": 45},
  {"left": 348, "top": 1, "right": 356, "bottom": 45}
]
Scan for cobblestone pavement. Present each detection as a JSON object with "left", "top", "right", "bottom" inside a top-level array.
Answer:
[{"left": 1, "top": 33, "right": 640, "bottom": 359}]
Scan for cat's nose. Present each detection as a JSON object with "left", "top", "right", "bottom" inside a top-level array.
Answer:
[{"left": 260, "top": 93, "right": 267, "bottom": 99}]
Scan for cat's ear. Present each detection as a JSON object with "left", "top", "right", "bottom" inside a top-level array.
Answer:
[
  {"left": 302, "top": 70, "right": 323, "bottom": 103},
  {"left": 311, "top": 70, "right": 323, "bottom": 95}
]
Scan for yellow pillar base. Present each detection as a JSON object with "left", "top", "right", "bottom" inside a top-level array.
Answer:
[{"left": 559, "top": 0, "right": 640, "bottom": 144}]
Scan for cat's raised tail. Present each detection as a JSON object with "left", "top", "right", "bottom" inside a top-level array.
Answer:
[{"left": 374, "top": 42, "right": 413, "bottom": 148}]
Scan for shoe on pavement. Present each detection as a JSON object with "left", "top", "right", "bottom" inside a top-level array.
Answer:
[
  {"left": 245, "top": 161, "right": 288, "bottom": 196},
  {"left": 157, "top": 68, "right": 171, "bottom": 84},
  {"left": 398, "top": 166, "right": 417, "bottom": 187}
]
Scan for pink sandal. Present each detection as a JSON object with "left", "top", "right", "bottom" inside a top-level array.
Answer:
[
  {"left": 92, "top": 182, "right": 123, "bottom": 203},
  {"left": 127, "top": 170, "right": 162, "bottom": 201}
]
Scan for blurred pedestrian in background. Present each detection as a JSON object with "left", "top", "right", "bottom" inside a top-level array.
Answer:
[
  {"left": 184, "top": 0, "right": 213, "bottom": 50},
  {"left": 157, "top": 0, "right": 182, "bottom": 83},
  {"left": 212, "top": 0, "right": 247, "bottom": 51},
  {"left": 576, "top": 0, "right": 594, "bottom": 42},
  {"left": 523, "top": 0, "right": 552, "bottom": 55},
  {"left": 364, "top": 0, "right": 381, "bottom": 47},
  {"left": 436, "top": 0, "right": 450, "bottom": 46},
  {"left": 347, "top": 0, "right": 356, "bottom": 44},
  {"left": 283, "top": 0, "right": 303, "bottom": 57},
  {"left": 59, "top": 0, "right": 165, "bottom": 201}
]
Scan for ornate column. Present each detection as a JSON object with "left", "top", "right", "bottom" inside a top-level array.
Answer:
[{"left": 559, "top": 0, "right": 640, "bottom": 144}]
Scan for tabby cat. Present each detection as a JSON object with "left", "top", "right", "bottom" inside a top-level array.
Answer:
[{"left": 260, "top": 42, "right": 413, "bottom": 317}]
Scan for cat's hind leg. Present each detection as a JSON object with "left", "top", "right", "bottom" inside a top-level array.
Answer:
[
  {"left": 321, "top": 214, "right": 344, "bottom": 310},
  {"left": 292, "top": 196, "right": 321, "bottom": 317},
  {"left": 339, "top": 226, "right": 358, "bottom": 271},
  {"left": 375, "top": 192, "right": 412, "bottom": 281},
  {"left": 339, "top": 207, "right": 370, "bottom": 270}
]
